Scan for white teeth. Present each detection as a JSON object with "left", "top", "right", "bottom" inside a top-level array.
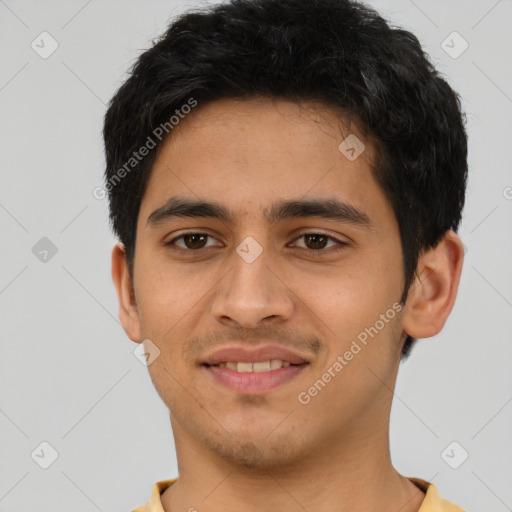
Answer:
[
  {"left": 237, "top": 362, "right": 253, "bottom": 372},
  {"left": 270, "top": 359, "right": 282, "bottom": 370},
  {"left": 214, "top": 360, "right": 297, "bottom": 372},
  {"left": 253, "top": 361, "right": 271, "bottom": 372}
]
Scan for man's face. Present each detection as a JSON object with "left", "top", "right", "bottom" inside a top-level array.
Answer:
[{"left": 129, "top": 97, "right": 407, "bottom": 466}]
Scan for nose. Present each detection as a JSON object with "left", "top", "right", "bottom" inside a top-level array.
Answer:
[{"left": 211, "top": 243, "right": 295, "bottom": 329}]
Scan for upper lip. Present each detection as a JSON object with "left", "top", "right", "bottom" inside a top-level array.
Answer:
[{"left": 202, "top": 345, "right": 310, "bottom": 365}]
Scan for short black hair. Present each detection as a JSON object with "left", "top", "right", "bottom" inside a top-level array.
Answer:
[{"left": 103, "top": 0, "right": 468, "bottom": 360}]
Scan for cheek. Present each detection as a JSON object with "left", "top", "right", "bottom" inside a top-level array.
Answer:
[
  {"left": 288, "top": 261, "right": 402, "bottom": 368},
  {"left": 286, "top": 263, "right": 388, "bottom": 329},
  {"left": 137, "top": 268, "right": 201, "bottom": 406},
  {"left": 136, "top": 260, "right": 211, "bottom": 326}
]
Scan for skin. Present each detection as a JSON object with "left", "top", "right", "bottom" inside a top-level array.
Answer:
[{"left": 112, "top": 97, "right": 464, "bottom": 512}]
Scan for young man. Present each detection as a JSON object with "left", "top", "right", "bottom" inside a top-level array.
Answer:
[{"left": 104, "top": 0, "right": 468, "bottom": 510}]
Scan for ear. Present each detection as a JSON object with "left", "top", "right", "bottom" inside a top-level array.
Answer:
[
  {"left": 402, "top": 230, "right": 465, "bottom": 339},
  {"left": 111, "top": 242, "right": 142, "bottom": 343}
]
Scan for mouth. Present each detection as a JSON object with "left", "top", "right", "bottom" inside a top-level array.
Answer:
[
  {"left": 205, "top": 359, "right": 302, "bottom": 372},
  {"left": 202, "top": 349, "right": 310, "bottom": 395}
]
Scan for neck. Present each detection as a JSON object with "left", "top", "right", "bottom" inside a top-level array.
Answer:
[{"left": 161, "top": 417, "right": 425, "bottom": 512}]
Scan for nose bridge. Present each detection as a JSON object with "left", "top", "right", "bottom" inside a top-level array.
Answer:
[
  {"left": 211, "top": 235, "right": 293, "bottom": 326},
  {"left": 233, "top": 238, "right": 271, "bottom": 293}
]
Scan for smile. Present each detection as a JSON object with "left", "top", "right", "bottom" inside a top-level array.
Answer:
[
  {"left": 208, "top": 360, "right": 293, "bottom": 372},
  {"left": 204, "top": 361, "right": 309, "bottom": 393}
]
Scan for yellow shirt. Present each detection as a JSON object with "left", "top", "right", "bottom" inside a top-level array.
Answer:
[{"left": 132, "top": 477, "right": 466, "bottom": 512}]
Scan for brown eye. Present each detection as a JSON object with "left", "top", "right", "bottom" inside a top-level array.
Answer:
[
  {"left": 167, "top": 233, "right": 218, "bottom": 251},
  {"left": 182, "top": 233, "right": 208, "bottom": 249},
  {"left": 289, "top": 233, "right": 349, "bottom": 256},
  {"left": 302, "top": 234, "right": 329, "bottom": 250},
  {"left": 292, "top": 233, "right": 343, "bottom": 251}
]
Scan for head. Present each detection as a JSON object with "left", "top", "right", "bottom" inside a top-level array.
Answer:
[{"left": 105, "top": 0, "right": 467, "bottom": 467}]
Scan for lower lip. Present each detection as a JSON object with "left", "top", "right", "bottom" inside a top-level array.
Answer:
[{"left": 204, "top": 364, "right": 308, "bottom": 393}]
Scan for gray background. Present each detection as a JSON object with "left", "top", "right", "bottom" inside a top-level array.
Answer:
[{"left": 1, "top": 0, "right": 511, "bottom": 510}]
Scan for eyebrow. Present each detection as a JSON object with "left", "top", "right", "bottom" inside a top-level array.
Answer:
[{"left": 146, "top": 196, "right": 374, "bottom": 230}]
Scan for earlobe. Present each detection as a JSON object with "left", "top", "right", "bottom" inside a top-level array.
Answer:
[
  {"left": 401, "top": 230, "right": 464, "bottom": 340},
  {"left": 111, "top": 242, "right": 142, "bottom": 343}
]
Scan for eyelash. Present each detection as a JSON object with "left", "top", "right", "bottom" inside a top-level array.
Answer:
[{"left": 165, "top": 232, "right": 349, "bottom": 256}]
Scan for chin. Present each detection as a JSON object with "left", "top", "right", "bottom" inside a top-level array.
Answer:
[{"left": 204, "top": 431, "right": 303, "bottom": 470}]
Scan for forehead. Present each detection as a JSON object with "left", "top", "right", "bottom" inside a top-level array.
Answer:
[
  {"left": 163, "top": 96, "right": 372, "bottom": 156},
  {"left": 138, "top": 97, "right": 391, "bottom": 228}
]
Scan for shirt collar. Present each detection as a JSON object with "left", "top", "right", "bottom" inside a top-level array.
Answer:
[
  {"left": 146, "top": 479, "right": 177, "bottom": 512},
  {"left": 142, "top": 477, "right": 462, "bottom": 512}
]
